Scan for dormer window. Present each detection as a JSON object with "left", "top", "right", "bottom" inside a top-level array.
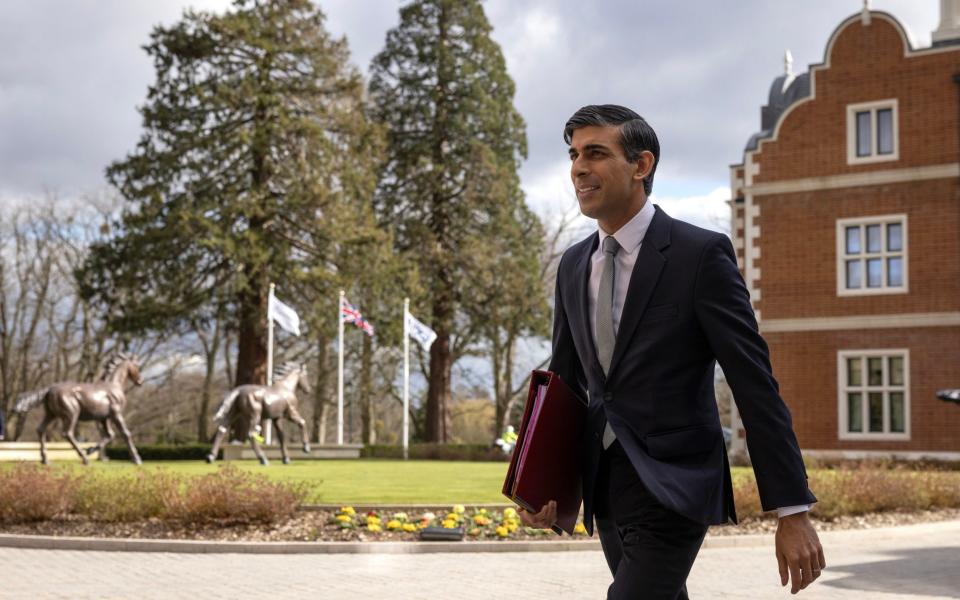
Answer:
[{"left": 847, "top": 99, "right": 899, "bottom": 164}]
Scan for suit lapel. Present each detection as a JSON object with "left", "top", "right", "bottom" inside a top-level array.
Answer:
[
  {"left": 569, "top": 232, "right": 604, "bottom": 381},
  {"left": 607, "top": 206, "right": 671, "bottom": 378}
]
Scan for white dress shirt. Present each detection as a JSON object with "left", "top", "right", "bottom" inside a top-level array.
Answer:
[{"left": 587, "top": 200, "right": 808, "bottom": 519}]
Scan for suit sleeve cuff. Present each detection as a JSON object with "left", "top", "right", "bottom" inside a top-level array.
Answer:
[{"left": 777, "top": 504, "right": 812, "bottom": 518}]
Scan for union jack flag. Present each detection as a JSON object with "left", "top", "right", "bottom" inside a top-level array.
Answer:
[{"left": 341, "top": 298, "right": 375, "bottom": 337}]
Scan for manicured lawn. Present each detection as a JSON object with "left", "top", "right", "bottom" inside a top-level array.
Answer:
[{"left": 5, "top": 459, "right": 514, "bottom": 504}]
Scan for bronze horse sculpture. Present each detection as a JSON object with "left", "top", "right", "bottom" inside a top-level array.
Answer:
[
  {"left": 15, "top": 354, "right": 145, "bottom": 465},
  {"left": 208, "top": 363, "right": 311, "bottom": 466}
]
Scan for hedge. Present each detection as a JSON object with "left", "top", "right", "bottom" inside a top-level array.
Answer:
[
  {"left": 361, "top": 443, "right": 510, "bottom": 462},
  {"left": 105, "top": 443, "right": 215, "bottom": 461}
]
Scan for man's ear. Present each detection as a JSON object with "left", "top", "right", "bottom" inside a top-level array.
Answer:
[{"left": 632, "top": 150, "right": 655, "bottom": 182}]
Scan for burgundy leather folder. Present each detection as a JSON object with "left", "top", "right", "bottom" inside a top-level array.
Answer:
[{"left": 502, "top": 370, "right": 587, "bottom": 535}]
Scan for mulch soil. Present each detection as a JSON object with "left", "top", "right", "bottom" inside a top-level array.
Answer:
[{"left": 2, "top": 507, "right": 958, "bottom": 543}]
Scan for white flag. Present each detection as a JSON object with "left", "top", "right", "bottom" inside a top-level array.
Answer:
[
  {"left": 406, "top": 311, "right": 437, "bottom": 350},
  {"left": 269, "top": 291, "right": 301, "bottom": 336}
]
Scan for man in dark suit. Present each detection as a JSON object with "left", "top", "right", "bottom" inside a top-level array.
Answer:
[{"left": 518, "top": 105, "right": 825, "bottom": 598}]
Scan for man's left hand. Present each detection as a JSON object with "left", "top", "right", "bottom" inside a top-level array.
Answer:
[{"left": 775, "top": 512, "right": 825, "bottom": 594}]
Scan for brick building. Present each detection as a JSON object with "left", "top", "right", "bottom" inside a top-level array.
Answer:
[{"left": 729, "top": 2, "right": 960, "bottom": 459}]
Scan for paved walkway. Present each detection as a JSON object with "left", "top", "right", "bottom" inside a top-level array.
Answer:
[{"left": 2, "top": 521, "right": 958, "bottom": 599}]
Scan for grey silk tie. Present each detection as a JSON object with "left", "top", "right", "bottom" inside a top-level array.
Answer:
[{"left": 597, "top": 235, "right": 620, "bottom": 449}]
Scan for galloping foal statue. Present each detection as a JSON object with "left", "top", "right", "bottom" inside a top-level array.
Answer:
[
  {"left": 13, "top": 353, "right": 145, "bottom": 465},
  {"left": 207, "top": 362, "right": 312, "bottom": 465}
]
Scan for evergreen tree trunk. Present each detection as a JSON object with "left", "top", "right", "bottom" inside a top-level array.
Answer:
[
  {"left": 426, "top": 331, "right": 452, "bottom": 442},
  {"left": 235, "top": 266, "right": 267, "bottom": 385}
]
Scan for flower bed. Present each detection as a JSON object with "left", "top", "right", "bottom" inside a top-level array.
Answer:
[
  {"left": 326, "top": 504, "right": 589, "bottom": 540},
  {"left": 1, "top": 460, "right": 959, "bottom": 543}
]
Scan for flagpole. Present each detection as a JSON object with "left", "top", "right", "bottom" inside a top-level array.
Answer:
[
  {"left": 265, "top": 283, "right": 275, "bottom": 445},
  {"left": 403, "top": 297, "right": 410, "bottom": 461},
  {"left": 337, "top": 289, "right": 345, "bottom": 446}
]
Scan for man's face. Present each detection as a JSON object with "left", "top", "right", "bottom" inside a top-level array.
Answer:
[{"left": 568, "top": 125, "right": 644, "bottom": 225}]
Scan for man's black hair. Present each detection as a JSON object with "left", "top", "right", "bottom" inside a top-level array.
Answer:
[{"left": 563, "top": 104, "right": 660, "bottom": 196}]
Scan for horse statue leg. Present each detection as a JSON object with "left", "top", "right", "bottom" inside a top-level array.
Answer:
[
  {"left": 273, "top": 419, "right": 291, "bottom": 464},
  {"left": 109, "top": 410, "right": 142, "bottom": 466},
  {"left": 36, "top": 413, "right": 55, "bottom": 465},
  {"left": 207, "top": 424, "right": 229, "bottom": 463},
  {"left": 61, "top": 411, "right": 89, "bottom": 466},
  {"left": 86, "top": 420, "right": 115, "bottom": 461},
  {"left": 247, "top": 402, "right": 269, "bottom": 466},
  {"left": 287, "top": 407, "right": 311, "bottom": 454}
]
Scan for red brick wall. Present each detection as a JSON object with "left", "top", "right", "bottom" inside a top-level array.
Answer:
[
  {"left": 752, "top": 15, "right": 960, "bottom": 184},
  {"left": 739, "top": 12, "right": 960, "bottom": 453},
  {"left": 755, "top": 179, "right": 960, "bottom": 319},
  {"left": 765, "top": 327, "right": 960, "bottom": 452}
]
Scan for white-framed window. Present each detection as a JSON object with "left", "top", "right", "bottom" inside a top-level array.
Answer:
[
  {"left": 837, "top": 350, "right": 910, "bottom": 441},
  {"left": 836, "top": 214, "right": 907, "bottom": 296},
  {"left": 846, "top": 99, "right": 899, "bottom": 165}
]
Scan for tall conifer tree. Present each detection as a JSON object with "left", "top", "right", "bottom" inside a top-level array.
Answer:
[
  {"left": 79, "top": 0, "right": 380, "bottom": 385},
  {"left": 369, "top": 0, "right": 532, "bottom": 441}
]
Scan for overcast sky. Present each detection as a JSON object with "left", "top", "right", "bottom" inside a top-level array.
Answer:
[{"left": 0, "top": 0, "right": 941, "bottom": 234}]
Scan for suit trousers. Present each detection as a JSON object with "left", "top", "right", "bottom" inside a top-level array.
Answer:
[{"left": 594, "top": 440, "right": 708, "bottom": 600}]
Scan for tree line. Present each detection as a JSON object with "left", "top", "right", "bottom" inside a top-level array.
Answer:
[{"left": 1, "top": 0, "right": 581, "bottom": 445}]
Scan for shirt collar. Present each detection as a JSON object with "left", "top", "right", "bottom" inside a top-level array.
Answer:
[{"left": 598, "top": 200, "right": 655, "bottom": 255}]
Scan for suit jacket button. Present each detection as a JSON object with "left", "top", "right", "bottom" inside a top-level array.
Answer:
[
  {"left": 603, "top": 392, "right": 613, "bottom": 403},
  {"left": 593, "top": 431, "right": 600, "bottom": 440}
]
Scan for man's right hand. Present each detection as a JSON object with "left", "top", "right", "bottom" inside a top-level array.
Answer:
[{"left": 517, "top": 500, "right": 557, "bottom": 529}]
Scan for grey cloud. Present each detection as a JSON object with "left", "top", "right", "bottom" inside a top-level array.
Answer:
[{"left": 0, "top": 0, "right": 940, "bottom": 205}]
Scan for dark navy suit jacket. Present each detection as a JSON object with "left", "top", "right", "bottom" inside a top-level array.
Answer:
[{"left": 548, "top": 205, "right": 816, "bottom": 533}]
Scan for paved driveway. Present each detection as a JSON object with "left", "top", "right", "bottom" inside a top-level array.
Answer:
[{"left": 2, "top": 521, "right": 957, "bottom": 599}]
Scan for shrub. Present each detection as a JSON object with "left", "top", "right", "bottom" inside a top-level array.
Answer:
[
  {"left": 168, "top": 465, "right": 310, "bottom": 525},
  {"left": 0, "top": 464, "right": 310, "bottom": 525},
  {"left": 362, "top": 443, "right": 509, "bottom": 462},
  {"left": 0, "top": 464, "right": 77, "bottom": 523},
  {"left": 73, "top": 469, "right": 181, "bottom": 522},
  {"left": 732, "top": 465, "right": 960, "bottom": 521}
]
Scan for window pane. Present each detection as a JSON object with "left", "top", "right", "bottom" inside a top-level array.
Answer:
[
  {"left": 848, "top": 393, "right": 863, "bottom": 432},
  {"left": 888, "top": 257, "right": 903, "bottom": 287},
  {"left": 877, "top": 109, "right": 894, "bottom": 154},
  {"left": 847, "top": 357, "right": 862, "bottom": 386},
  {"left": 890, "top": 392, "right": 905, "bottom": 433},
  {"left": 846, "top": 260, "right": 862, "bottom": 289},
  {"left": 857, "top": 111, "right": 872, "bottom": 157},
  {"left": 866, "top": 225, "right": 882, "bottom": 253},
  {"left": 889, "top": 356, "right": 904, "bottom": 386},
  {"left": 845, "top": 226, "right": 861, "bottom": 254},
  {"left": 868, "top": 357, "right": 883, "bottom": 386},
  {"left": 868, "top": 392, "right": 884, "bottom": 432},
  {"left": 887, "top": 222, "right": 902, "bottom": 251},
  {"left": 866, "top": 258, "right": 882, "bottom": 287}
]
